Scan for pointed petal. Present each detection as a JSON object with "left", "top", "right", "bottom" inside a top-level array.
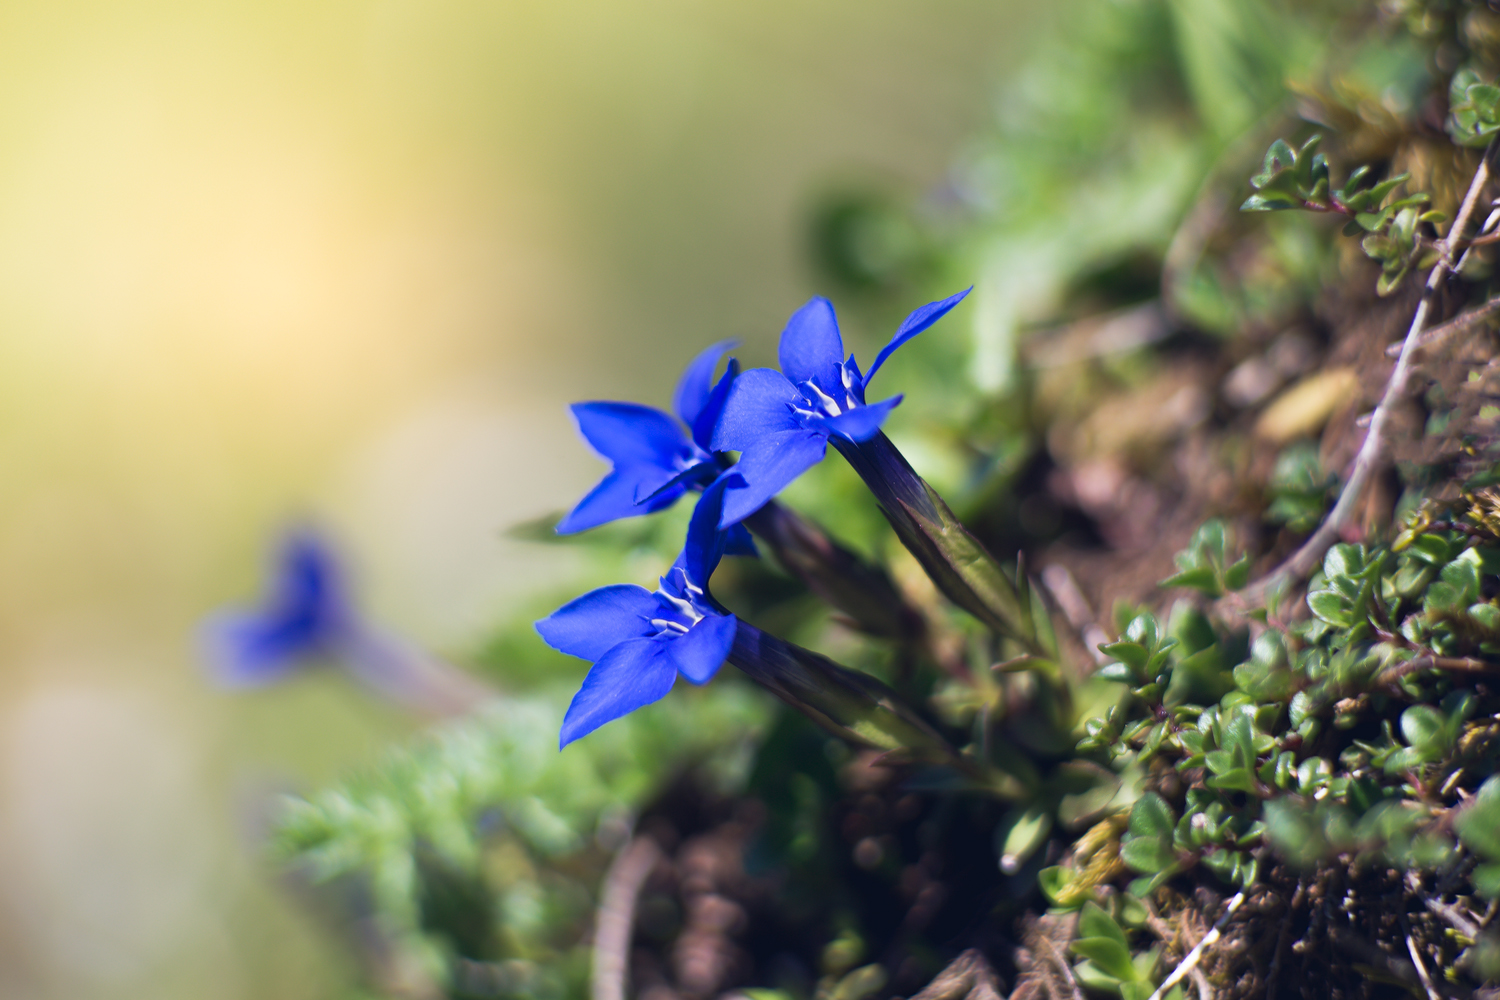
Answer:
[
  {"left": 807, "top": 395, "right": 902, "bottom": 442},
  {"left": 200, "top": 529, "right": 349, "bottom": 687},
  {"left": 723, "top": 522, "right": 758, "bottom": 557},
  {"left": 634, "top": 459, "right": 718, "bottom": 506},
  {"left": 571, "top": 402, "right": 691, "bottom": 467},
  {"left": 201, "top": 611, "right": 321, "bottom": 687},
  {"left": 536, "top": 584, "right": 658, "bottom": 661},
  {"left": 684, "top": 473, "right": 743, "bottom": 585},
  {"left": 719, "top": 430, "right": 828, "bottom": 527},
  {"left": 711, "top": 368, "right": 804, "bottom": 452},
  {"left": 557, "top": 467, "right": 682, "bottom": 534},
  {"left": 691, "top": 358, "right": 739, "bottom": 451},
  {"left": 864, "top": 287, "right": 971, "bottom": 385},
  {"left": 560, "top": 637, "right": 679, "bottom": 747},
  {"left": 673, "top": 340, "right": 737, "bottom": 429},
  {"left": 669, "top": 613, "right": 737, "bottom": 685},
  {"left": 779, "top": 297, "right": 846, "bottom": 395}
]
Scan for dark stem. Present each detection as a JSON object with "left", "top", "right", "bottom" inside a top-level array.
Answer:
[
  {"left": 742, "top": 500, "right": 925, "bottom": 642},
  {"left": 727, "top": 620, "right": 991, "bottom": 781},
  {"left": 831, "top": 432, "right": 1042, "bottom": 653}
]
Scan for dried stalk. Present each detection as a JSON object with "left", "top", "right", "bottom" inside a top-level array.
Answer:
[
  {"left": 1145, "top": 891, "right": 1245, "bottom": 1000},
  {"left": 592, "top": 835, "right": 662, "bottom": 1000},
  {"left": 1403, "top": 926, "right": 1441, "bottom": 1000},
  {"left": 1241, "top": 140, "right": 1498, "bottom": 607},
  {"left": 1036, "top": 935, "right": 1085, "bottom": 1000}
]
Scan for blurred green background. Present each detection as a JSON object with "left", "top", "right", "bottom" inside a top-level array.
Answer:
[{"left": 0, "top": 1, "right": 1064, "bottom": 996}]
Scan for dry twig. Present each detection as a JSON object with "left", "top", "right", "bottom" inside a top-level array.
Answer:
[
  {"left": 1145, "top": 891, "right": 1245, "bottom": 1000},
  {"left": 1241, "top": 140, "right": 1498, "bottom": 606},
  {"left": 1403, "top": 921, "right": 1442, "bottom": 1000},
  {"left": 592, "top": 835, "right": 663, "bottom": 1000},
  {"left": 1035, "top": 936, "right": 1085, "bottom": 1000},
  {"left": 908, "top": 949, "right": 1005, "bottom": 1000}
]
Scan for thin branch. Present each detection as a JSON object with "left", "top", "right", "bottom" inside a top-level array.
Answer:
[
  {"left": 1036, "top": 934, "right": 1085, "bottom": 1000},
  {"left": 1403, "top": 926, "right": 1441, "bottom": 1000},
  {"left": 1146, "top": 892, "right": 1245, "bottom": 1000},
  {"left": 1041, "top": 564, "right": 1111, "bottom": 666},
  {"left": 1240, "top": 140, "right": 1498, "bottom": 607},
  {"left": 1384, "top": 294, "right": 1500, "bottom": 360},
  {"left": 1142, "top": 899, "right": 1213, "bottom": 1000},
  {"left": 908, "top": 949, "right": 1005, "bottom": 1000},
  {"left": 1265, "top": 879, "right": 1306, "bottom": 1000},
  {"left": 1376, "top": 653, "right": 1500, "bottom": 687},
  {"left": 592, "top": 835, "right": 662, "bottom": 1000}
]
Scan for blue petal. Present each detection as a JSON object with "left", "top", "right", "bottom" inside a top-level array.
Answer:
[
  {"left": 634, "top": 458, "right": 719, "bottom": 506},
  {"left": 536, "top": 584, "right": 658, "bottom": 661},
  {"left": 560, "top": 636, "right": 679, "bottom": 748},
  {"left": 669, "top": 613, "right": 737, "bottom": 685},
  {"left": 864, "top": 287, "right": 971, "bottom": 385},
  {"left": 724, "top": 522, "right": 758, "bottom": 557},
  {"left": 201, "top": 611, "right": 321, "bottom": 687},
  {"left": 691, "top": 358, "right": 739, "bottom": 452},
  {"left": 711, "top": 368, "right": 804, "bottom": 452},
  {"left": 684, "top": 473, "right": 744, "bottom": 586},
  {"left": 673, "top": 340, "right": 737, "bottom": 430},
  {"left": 778, "top": 297, "right": 846, "bottom": 396},
  {"left": 807, "top": 394, "right": 903, "bottom": 442},
  {"left": 557, "top": 467, "right": 683, "bottom": 534},
  {"left": 571, "top": 402, "right": 692, "bottom": 467},
  {"left": 718, "top": 430, "right": 828, "bottom": 527},
  {"left": 201, "top": 529, "right": 349, "bottom": 687}
]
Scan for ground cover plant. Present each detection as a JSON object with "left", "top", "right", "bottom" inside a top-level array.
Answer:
[{"left": 240, "top": 1, "right": 1500, "bottom": 996}]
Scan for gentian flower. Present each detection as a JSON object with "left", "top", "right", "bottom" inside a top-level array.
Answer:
[
  {"left": 538, "top": 474, "right": 742, "bottom": 748},
  {"left": 711, "top": 289, "right": 1043, "bottom": 652},
  {"left": 204, "top": 529, "right": 351, "bottom": 687},
  {"left": 711, "top": 289, "right": 970, "bottom": 526},
  {"left": 203, "top": 528, "right": 492, "bottom": 714},
  {"left": 556, "top": 340, "right": 744, "bottom": 535}
]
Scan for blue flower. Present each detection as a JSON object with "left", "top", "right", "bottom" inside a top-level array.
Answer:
[
  {"left": 203, "top": 529, "right": 353, "bottom": 686},
  {"left": 203, "top": 528, "right": 494, "bottom": 713},
  {"left": 537, "top": 474, "right": 742, "bottom": 748},
  {"left": 710, "top": 289, "right": 970, "bottom": 526},
  {"left": 555, "top": 340, "right": 741, "bottom": 534}
]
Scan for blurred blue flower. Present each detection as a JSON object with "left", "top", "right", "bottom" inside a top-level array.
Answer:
[
  {"left": 710, "top": 289, "right": 970, "bottom": 526},
  {"left": 538, "top": 474, "right": 742, "bottom": 748},
  {"left": 203, "top": 528, "right": 492, "bottom": 714},
  {"left": 556, "top": 340, "right": 747, "bottom": 537},
  {"left": 204, "top": 529, "right": 351, "bottom": 687}
]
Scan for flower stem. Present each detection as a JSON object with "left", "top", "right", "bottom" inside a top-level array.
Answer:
[
  {"left": 727, "top": 620, "right": 962, "bottom": 768},
  {"left": 831, "top": 432, "right": 1044, "bottom": 654},
  {"left": 742, "top": 500, "right": 925, "bottom": 642}
]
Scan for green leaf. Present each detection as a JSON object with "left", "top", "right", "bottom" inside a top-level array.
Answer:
[
  {"left": 1160, "top": 565, "right": 1221, "bottom": 595},
  {"left": 1128, "top": 792, "right": 1176, "bottom": 840},
  {"left": 1125, "top": 613, "right": 1159, "bottom": 649},
  {"left": 1099, "top": 642, "right": 1148, "bottom": 674},
  {"left": 1096, "top": 661, "right": 1137, "bottom": 684},
  {"left": 1078, "top": 900, "right": 1130, "bottom": 950},
  {"left": 1399, "top": 705, "right": 1445, "bottom": 752},
  {"left": 997, "top": 806, "right": 1053, "bottom": 874},
  {"left": 1073, "top": 960, "right": 1120, "bottom": 994},
  {"left": 1038, "top": 866, "right": 1080, "bottom": 908},
  {"left": 1456, "top": 776, "right": 1500, "bottom": 862},
  {"left": 1223, "top": 553, "right": 1251, "bottom": 591},
  {"left": 1070, "top": 938, "right": 1136, "bottom": 983},
  {"left": 1474, "top": 863, "right": 1500, "bottom": 899},
  {"left": 1307, "top": 589, "right": 1354, "bottom": 627},
  {"left": 1120, "top": 836, "right": 1173, "bottom": 874}
]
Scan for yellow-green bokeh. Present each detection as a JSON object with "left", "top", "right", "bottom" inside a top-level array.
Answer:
[{"left": 0, "top": 1, "right": 1057, "bottom": 996}]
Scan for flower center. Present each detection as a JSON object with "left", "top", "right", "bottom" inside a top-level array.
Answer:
[
  {"left": 650, "top": 569, "right": 708, "bottom": 637},
  {"left": 794, "top": 379, "right": 857, "bottom": 421}
]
